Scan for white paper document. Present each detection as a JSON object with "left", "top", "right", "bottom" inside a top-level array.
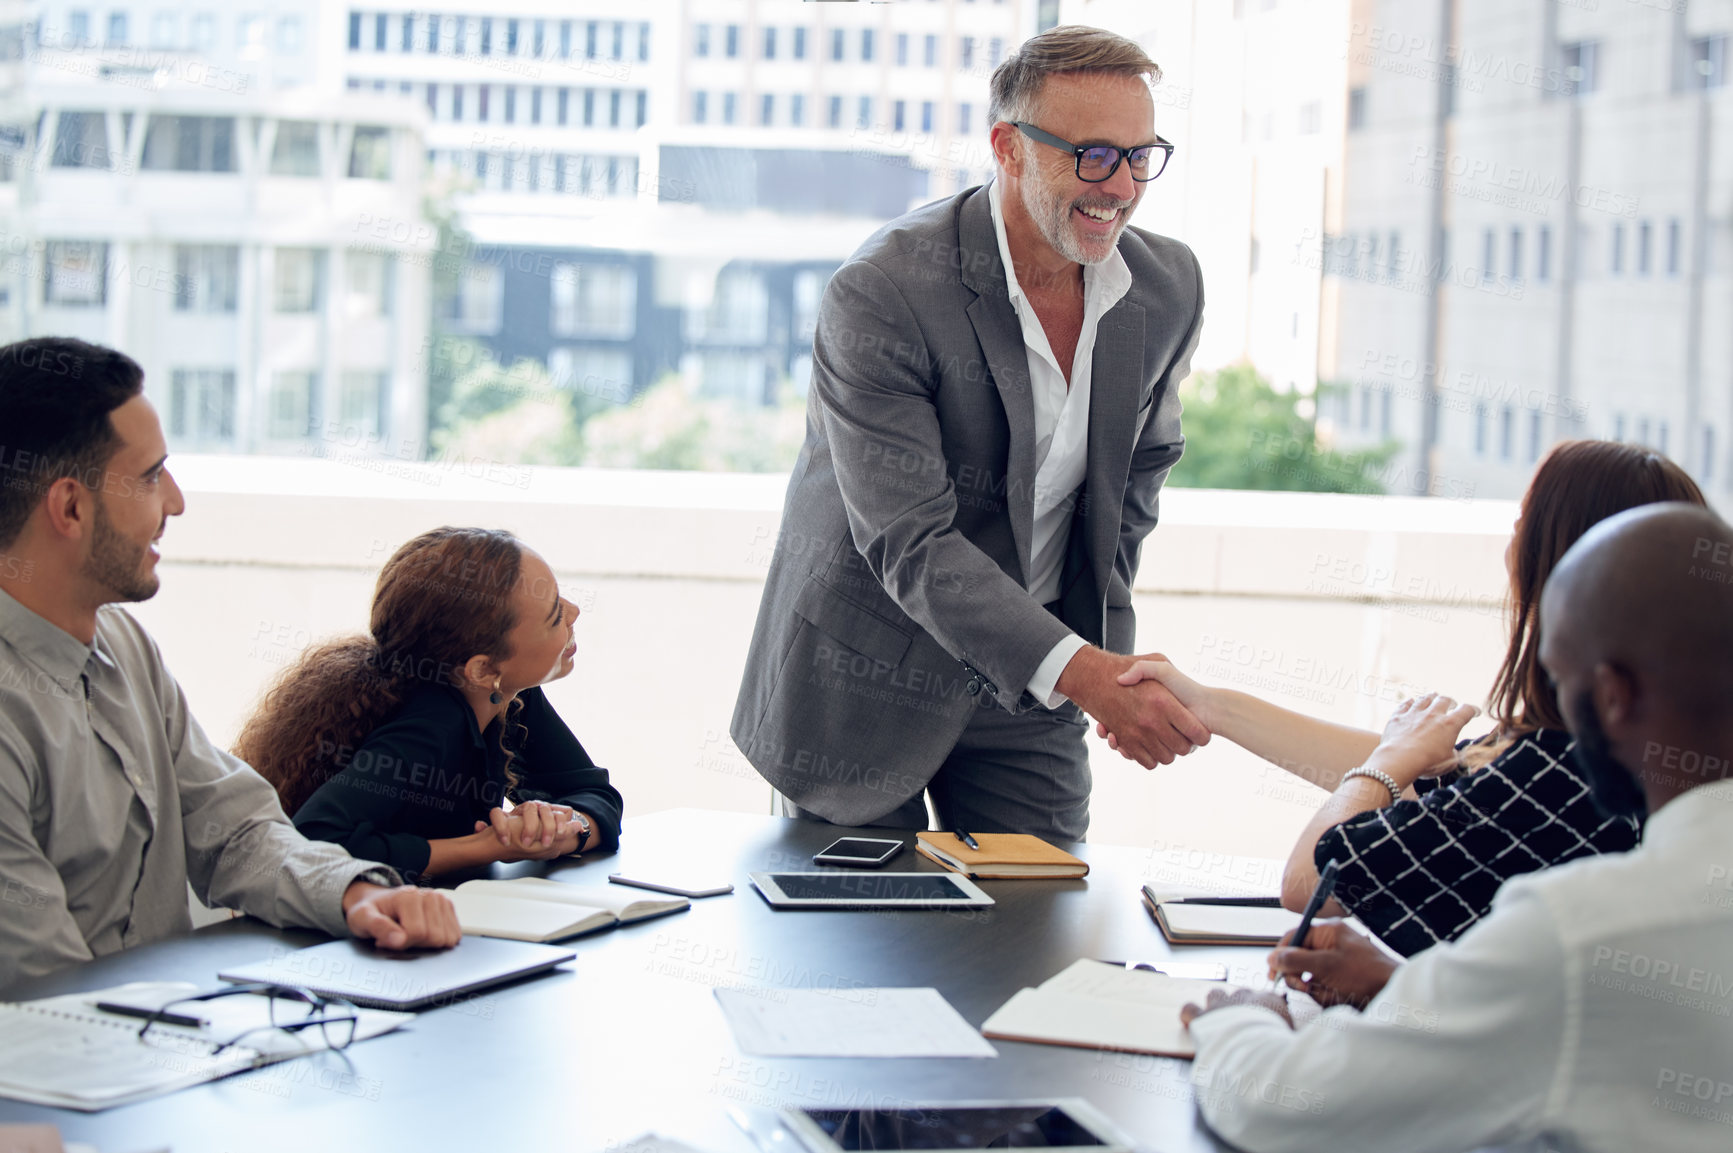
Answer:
[{"left": 713, "top": 987, "right": 997, "bottom": 1058}]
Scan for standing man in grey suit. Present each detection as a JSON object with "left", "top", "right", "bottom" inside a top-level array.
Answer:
[{"left": 732, "top": 25, "right": 1208, "bottom": 839}]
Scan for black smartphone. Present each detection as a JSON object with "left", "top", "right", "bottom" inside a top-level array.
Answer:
[{"left": 812, "top": 837, "right": 903, "bottom": 869}]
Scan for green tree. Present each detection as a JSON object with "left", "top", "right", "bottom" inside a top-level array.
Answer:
[{"left": 1167, "top": 365, "right": 1395, "bottom": 493}]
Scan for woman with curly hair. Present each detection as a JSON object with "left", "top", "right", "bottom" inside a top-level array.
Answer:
[
  {"left": 235, "top": 527, "right": 622, "bottom": 881},
  {"left": 1111, "top": 440, "right": 1705, "bottom": 957}
]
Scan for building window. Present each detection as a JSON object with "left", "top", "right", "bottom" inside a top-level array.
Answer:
[
  {"left": 107, "top": 11, "right": 128, "bottom": 46},
  {"left": 791, "top": 94, "right": 805, "bottom": 127},
  {"left": 1499, "top": 405, "right": 1514, "bottom": 460},
  {"left": 67, "top": 10, "right": 90, "bottom": 45},
  {"left": 725, "top": 24, "right": 739, "bottom": 59},
  {"left": 611, "top": 20, "right": 623, "bottom": 59},
  {"left": 793, "top": 27, "right": 807, "bottom": 60},
  {"left": 1378, "top": 389, "right": 1392, "bottom": 436},
  {"left": 1637, "top": 416, "right": 1651, "bottom": 445},
  {"left": 549, "top": 348, "right": 633, "bottom": 403},
  {"left": 479, "top": 16, "right": 492, "bottom": 54},
  {"left": 693, "top": 91, "right": 707, "bottom": 124},
  {"left": 857, "top": 96, "right": 871, "bottom": 129},
  {"left": 722, "top": 92, "right": 737, "bottom": 126},
  {"left": 348, "top": 126, "right": 392, "bottom": 179},
  {"left": 1527, "top": 409, "right": 1543, "bottom": 463},
  {"left": 339, "top": 372, "right": 388, "bottom": 441},
  {"left": 150, "top": 11, "right": 177, "bottom": 48},
  {"left": 169, "top": 370, "right": 236, "bottom": 444},
  {"left": 924, "top": 34, "right": 938, "bottom": 68},
  {"left": 1561, "top": 41, "right": 1598, "bottom": 97},
  {"left": 831, "top": 28, "right": 845, "bottom": 62},
  {"left": 557, "top": 88, "right": 570, "bottom": 125},
  {"left": 1689, "top": 36, "right": 1727, "bottom": 90},
  {"left": 583, "top": 89, "right": 595, "bottom": 126},
  {"left": 1387, "top": 231, "right": 1400, "bottom": 277},
  {"left": 1658, "top": 421, "right": 1670, "bottom": 455},
  {"left": 958, "top": 102, "right": 971, "bottom": 134},
  {"left": 1637, "top": 220, "right": 1652, "bottom": 275},
  {"left": 763, "top": 26, "right": 776, "bottom": 60},
  {"left": 1666, "top": 218, "right": 1682, "bottom": 276},
  {"left": 694, "top": 23, "right": 709, "bottom": 57},
  {"left": 443, "top": 262, "right": 504, "bottom": 334},
  {"left": 1610, "top": 222, "right": 1624, "bottom": 275},
  {"left": 43, "top": 241, "right": 106, "bottom": 307},
  {"left": 896, "top": 33, "right": 908, "bottom": 66},
  {"left": 637, "top": 22, "right": 649, "bottom": 61},
  {"left": 893, "top": 100, "right": 906, "bottom": 132},
  {"left": 505, "top": 17, "right": 519, "bottom": 55},
  {"left": 504, "top": 87, "right": 517, "bottom": 124},
  {"left": 920, "top": 101, "right": 934, "bottom": 133},
  {"left": 1482, "top": 228, "right": 1497, "bottom": 282},
  {"left": 609, "top": 89, "right": 622, "bottom": 128},
  {"left": 559, "top": 19, "right": 572, "bottom": 57},
  {"left": 51, "top": 111, "right": 111, "bottom": 169},
  {"left": 530, "top": 88, "right": 543, "bottom": 124},
  {"left": 452, "top": 85, "right": 465, "bottom": 120},
  {"left": 586, "top": 20, "right": 597, "bottom": 58},
  {"left": 173, "top": 245, "right": 238, "bottom": 313},
  {"left": 191, "top": 13, "right": 214, "bottom": 51},
  {"left": 1298, "top": 101, "right": 1321, "bottom": 135},
  {"left": 761, "top": 93, "right": 775, "bottom": 126},
  {"left": 828, "top": 95, "right": 842, "bottom": 129},
  {"left": 989, "top": 37, "right": 1004, "bottom": 67},
  {"left": 687, "top": 266, "right": 769, "bottom": 344},
  {"left": 550, "top": 262, "right": 637, "bottom": 338},
  {"left": 344, "top": 251, "right": 394, "bottom": 318},
  {"left": 1703, "top": 426, "right": 1716, "bottom": 482},
  {"left": 861, "top": 29, "right": 874, "bottom": 63},
  {"left": 1473, "top": 403, "right": 1488, "bottom": 456},
  {"left": 1537, "top": 225, "right": 1551, "bottom": 282},
  {"left": 478, "top": 85, "right": 491, "bottom": 122},
  {"left": 267, "top": 371, "right": 317, "bottom": 441},
  {"left": 959, "top": 36, "right": 973, "bottom": 71},
  {"left": 270, "top": 121, "right": 321, "bottom": 176},
  {"left": 1613, "top": 413, "right": 1626, "bottom": 441},
  {"left": 636, "top": 91, "right": 647, "bottom": 128},
  {"left": 1508, "top": 227, "right": 1523, "bottom": 281},
  {"left": 274, "top": 248, "right": 324, "bottom": 313}
]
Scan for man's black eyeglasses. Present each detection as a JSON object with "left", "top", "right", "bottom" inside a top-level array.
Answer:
[
  {"left": 1011, "top": 121, "right": 1175, "bottom": 183},
  {"left": 135, "top": 983, "right": 360, "bottom": 1055}
]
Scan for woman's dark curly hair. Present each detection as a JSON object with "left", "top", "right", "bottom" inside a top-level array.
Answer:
[{"left": 236, "top": 527, "right": 531, "bottom": 816}]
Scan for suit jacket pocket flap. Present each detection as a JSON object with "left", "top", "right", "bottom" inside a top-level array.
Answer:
[{"left": 793, "top": 577, "right": 913, "bottom": 668}]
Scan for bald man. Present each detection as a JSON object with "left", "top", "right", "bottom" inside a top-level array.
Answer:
[{"left": 1178, "top": 502, "right": 1733, "bottom": 1153}]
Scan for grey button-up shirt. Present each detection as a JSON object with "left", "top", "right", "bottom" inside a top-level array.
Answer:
[{"left": 0, "top": 588, "right": 394, "bottom": 988}]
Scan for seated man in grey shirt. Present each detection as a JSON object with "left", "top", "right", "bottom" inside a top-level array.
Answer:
[{"left": 0, "top": 337, "right": 460, "bottom": 988}]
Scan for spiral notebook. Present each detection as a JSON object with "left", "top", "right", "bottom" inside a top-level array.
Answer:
[{"left": 0, "top": 982, "right": 409, "bottom": 1111}]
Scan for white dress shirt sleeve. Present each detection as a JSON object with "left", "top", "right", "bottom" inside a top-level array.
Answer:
[
  {"left": 1186, "top": 886, "right": 1569, "bottom": 1153},
  {"left": 1026, "top": 634, "right": 1089, "bottom": 708}
]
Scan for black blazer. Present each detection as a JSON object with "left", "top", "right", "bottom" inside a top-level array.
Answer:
[{"left": 292, "top": 684, "right": 624, "bottom": 880}]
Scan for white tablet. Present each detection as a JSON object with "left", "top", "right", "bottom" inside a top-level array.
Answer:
[
  {"left": 779, "top": 1100, "right": 1133, "bottom": 1153},
  {"left": 749, "top": 871, "right": 994, "bottom": 909}
]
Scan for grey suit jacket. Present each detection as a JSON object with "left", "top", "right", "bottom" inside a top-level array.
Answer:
[{"left": 730, "top": 183, "right": 1203, "bottom": 824}]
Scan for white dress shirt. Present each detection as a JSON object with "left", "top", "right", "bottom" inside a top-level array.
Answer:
[
  {"left": 986, "top": 178, "right": 1133, "bottom": 707},
  {"left": 1187, "top": 776, "right": 1733, "bottom": 1153}
]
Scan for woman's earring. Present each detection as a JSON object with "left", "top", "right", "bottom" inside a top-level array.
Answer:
[{"left": 489, "top": 677, "right": 503, "bottom": 706}]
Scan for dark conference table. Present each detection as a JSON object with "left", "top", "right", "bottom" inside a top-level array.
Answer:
[{"left": 0, "top": 809, "right": 1287, "bottom": 1152}]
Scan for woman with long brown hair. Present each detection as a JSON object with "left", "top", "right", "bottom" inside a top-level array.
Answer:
[
  {"left": 1114, "top": 440, "right": 1705, "bottom": 956},
  {"left": 235, "top": 527, "right": 622, "bottom": 881}
]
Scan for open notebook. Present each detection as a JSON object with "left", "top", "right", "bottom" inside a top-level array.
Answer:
[
  {"left": 1142, "top": 886, "right": 1303, "bottom": 946},
  {"left": 980, "top": 959, "right": 1225, "bottom": 1059},
  {"left": 0, "top": 982, "right": 409, "bottom": 1111},
  {"left": 449, "top": 877, "right": 689, "bottom": 942}
]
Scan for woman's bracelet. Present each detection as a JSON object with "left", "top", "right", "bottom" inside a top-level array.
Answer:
[{"left": 1340, "top": 765, "right": 1402, "bottom": 805}]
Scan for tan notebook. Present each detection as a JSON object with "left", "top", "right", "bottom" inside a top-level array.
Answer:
[
  {"left": 1141, "top": 886, "right": 1301, "bottom": 946},
  {"left": 915, "top": 832, "right": 1088, "bottom": 879},
  {"left": 449, "top": 877, "right": 688, "bottom": 942}
]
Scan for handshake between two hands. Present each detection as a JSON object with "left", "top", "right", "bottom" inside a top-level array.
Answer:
[{"left": 1061, "top": 650, "right": 1213, "bottom": 770}]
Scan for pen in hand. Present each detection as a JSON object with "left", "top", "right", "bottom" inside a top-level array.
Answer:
[{"left": 1272, "top": 858, "right": 1339, "bottom": 992}]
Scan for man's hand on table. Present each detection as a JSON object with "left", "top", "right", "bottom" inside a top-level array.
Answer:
[
  {"left": 1058, "top": 646, "right": 1209, "bottom": 768},
  {"left": 342, "top": 882, "right": 462, "bottom": 951}
]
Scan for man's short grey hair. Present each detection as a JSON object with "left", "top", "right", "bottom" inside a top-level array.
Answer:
[{"left": 987, "top": 24, "right": 1161, "bottom": 128}]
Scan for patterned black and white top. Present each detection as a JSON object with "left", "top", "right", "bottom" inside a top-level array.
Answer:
[{"left": 1315, "top": 728, "right": 1642, "bottom": 958}]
